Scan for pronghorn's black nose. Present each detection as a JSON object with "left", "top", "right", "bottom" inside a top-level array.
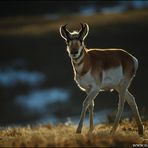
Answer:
[{"left": 71, "top": 49, "right": 78, "bottom": 55}]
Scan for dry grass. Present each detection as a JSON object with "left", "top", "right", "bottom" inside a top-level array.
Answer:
[{"left": 0, "top": 120, "right": 148, "bottom": 147}]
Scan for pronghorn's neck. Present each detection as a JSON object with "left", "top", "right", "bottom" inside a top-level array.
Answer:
[{"left": 71, "top": 47, "right": 88, "bottom": 75}]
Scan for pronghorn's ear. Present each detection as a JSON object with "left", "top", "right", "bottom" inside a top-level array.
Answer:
[
  {"left": 79, "top": 23, "right": 89, "bottom": 41},
  {"left": 59, "top": 24, "right": 71, "bottom": 41}
]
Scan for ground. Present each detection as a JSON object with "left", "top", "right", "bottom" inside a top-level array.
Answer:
[{"left": 0, "top": 119, "right": 148, "bottom": 147}]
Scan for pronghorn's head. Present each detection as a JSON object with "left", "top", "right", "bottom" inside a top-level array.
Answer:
[{"left": 59, "top": 23, "right": 89, "bottom": 59}]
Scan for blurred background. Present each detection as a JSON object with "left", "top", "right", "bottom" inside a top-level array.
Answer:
[{"left": 0, "top": 0, "right": 148, "bottom": 126}]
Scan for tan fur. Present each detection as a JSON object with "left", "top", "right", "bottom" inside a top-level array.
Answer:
[{"left": 73, "top": 48, "right": 137, "bottom": 83}]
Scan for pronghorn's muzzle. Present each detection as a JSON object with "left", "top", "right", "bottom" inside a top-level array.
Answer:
[{"left": 70, "top": 48, "right": 79, "bottom": 55}]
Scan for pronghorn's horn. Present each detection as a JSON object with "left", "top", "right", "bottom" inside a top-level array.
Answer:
[
  {"left": 60, "top": 24, "right": 71, "bottom": 40},
  {"left": 63, "top": 24, "right": 68, "bottom": 32},
  {"left": 79, "top": 23, "right": 85, "bottom": 36},
  {"left": 79, "top": 23, "right": 89, "bottom": 41},
  {"left": 80, "top": 23, "right": 84, "bottom": 29}
]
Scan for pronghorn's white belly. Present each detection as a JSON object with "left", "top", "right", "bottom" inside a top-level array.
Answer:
[
  {"left": 75, "top": 70, "right": 98, "bottom": 92},
  {"left": 75, "top": 66, "right": 123, "bottom": 92},
  {"left": 101, "top": 66, "right": 123, "bottom": 90}
]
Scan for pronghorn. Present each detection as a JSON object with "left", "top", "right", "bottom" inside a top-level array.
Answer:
[{"left": 59, "top": 23, "right": 144, "bottom": 135}]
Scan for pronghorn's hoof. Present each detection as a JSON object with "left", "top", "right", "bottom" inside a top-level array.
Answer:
[
  {"left": 87, "top": 127, "right": 94, "bottom": 134},
  {"left": 87, "top": 130, "right": 93, "bottom": 135},
  {"left": 138, "top": 125, "right": 144, "bottom": 136},
  {"left": 110, "top": 129, "right": 115, "bottom": 135},
  {"left": 76, "top": 129, "right": 81, "bottom": 134}
]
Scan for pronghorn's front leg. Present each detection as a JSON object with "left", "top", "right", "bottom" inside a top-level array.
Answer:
[
  {"left": 88, "top": 100, "right": 94, "bottom": 133},
  {"left": 76, "top": 90, "right": 98, "bottom": 134}
]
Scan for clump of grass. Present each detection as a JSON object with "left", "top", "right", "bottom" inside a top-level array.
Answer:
[{"left": 0, "top": 120, "right": 147, "bottom": 147}]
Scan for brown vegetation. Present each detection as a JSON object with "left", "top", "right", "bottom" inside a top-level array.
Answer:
[{"left": 0, "top": 119, "right": 148, "bottom": 147}]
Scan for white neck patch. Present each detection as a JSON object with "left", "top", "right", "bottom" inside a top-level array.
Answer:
[{"left": 68, "top": 46, "right": 84, "bottom": 60}]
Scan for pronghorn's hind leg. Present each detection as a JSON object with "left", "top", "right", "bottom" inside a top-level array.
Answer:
[
  {"left": 110, "top": 77, "right": 144, "bottom": 136},
  {"left": 110, "top": 79, "right": 129, "bottom": 134},
  {"left": 125, "top": 91, "right": 144, "bottom": 136}
]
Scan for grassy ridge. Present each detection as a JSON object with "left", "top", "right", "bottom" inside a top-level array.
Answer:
[{"left": 0, "top": 120, "right": 148, "bottom": 147}]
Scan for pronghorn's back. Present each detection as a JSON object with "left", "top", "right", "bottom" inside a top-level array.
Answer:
[{"left": 87, "top": 48, "right": 138, "bottom": 78}]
